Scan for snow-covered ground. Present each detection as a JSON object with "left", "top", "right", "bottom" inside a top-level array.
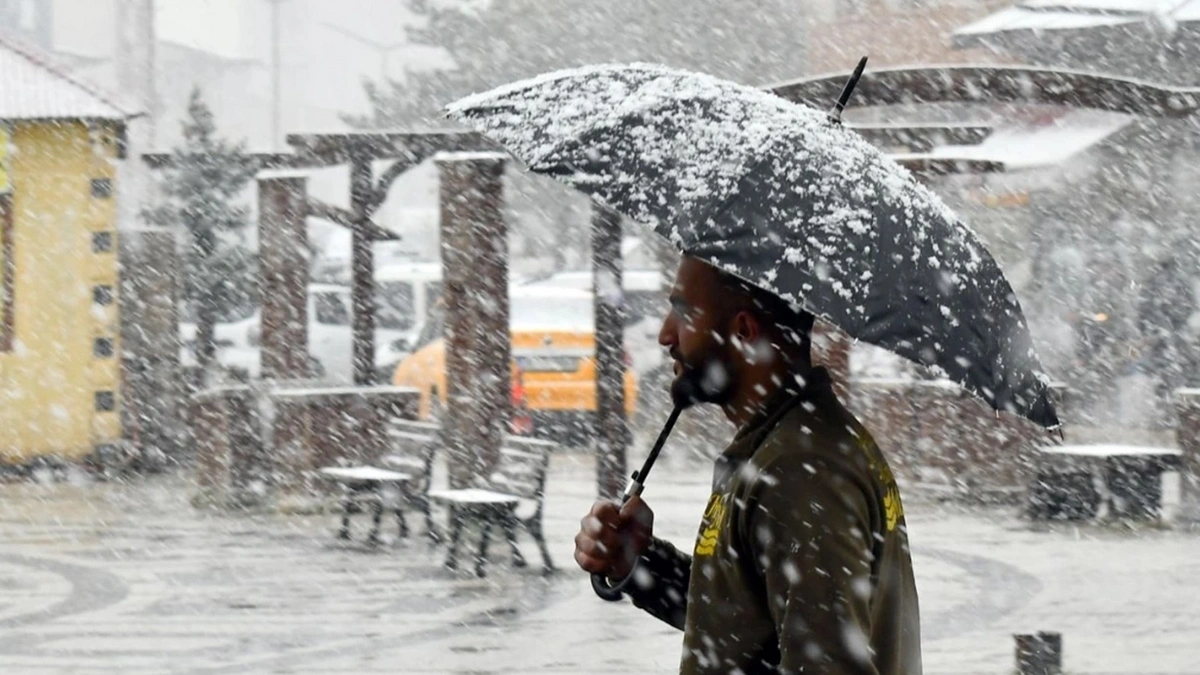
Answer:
[{"left": 1, "top": 453, "right": 1197, "bottom": 674}]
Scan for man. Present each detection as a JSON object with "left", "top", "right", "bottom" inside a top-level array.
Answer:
[{"left": 574, "top": 256, "right": 922, "bottom": 675}]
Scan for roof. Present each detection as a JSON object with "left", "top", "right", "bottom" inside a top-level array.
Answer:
[
  {"left": 0, "top": 34, "right": 138, "bottom": 122},
  {"left": 920, "top": 109, "right": 1134, "bottom": 169},
  {"left": 954, "top": 0, "right": 1200, "bottom": 44}
]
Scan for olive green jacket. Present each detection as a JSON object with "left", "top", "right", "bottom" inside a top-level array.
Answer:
[{"left": 622, "top": 368, "right": 922, "bottom": 674}]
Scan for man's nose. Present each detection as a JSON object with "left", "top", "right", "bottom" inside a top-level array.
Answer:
[{"left": 658, "top": 313, "right": 677, "bottom": 347}]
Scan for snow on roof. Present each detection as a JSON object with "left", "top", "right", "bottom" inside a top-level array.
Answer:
[
  {"left": 1022, "top": 0, "right": 1185, "bottom": 13},
  {"left": 955, "top": 6, "right": 1137, "bottom": 36},
  {"left": 0, "top": 34, "right": 137, "bottom": 122},
  {"left": 955, "top": 0, "right": 1200, "bottom": 39},
  {"left": 923, "top": 110, "right": 1133, "bottom": 169}
]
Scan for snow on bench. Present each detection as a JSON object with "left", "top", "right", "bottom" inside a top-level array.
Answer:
[{"left": 1030, "top": 444, "right": 1182, "bottom": 521}]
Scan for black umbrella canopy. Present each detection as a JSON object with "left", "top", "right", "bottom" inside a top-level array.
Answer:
[{"left": 448, "top": 63, "right": 1060, "bottom": 429}]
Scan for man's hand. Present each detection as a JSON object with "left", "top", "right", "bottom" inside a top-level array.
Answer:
[{"left": 574, "top": 496, "right": 654, "bottom": 580}]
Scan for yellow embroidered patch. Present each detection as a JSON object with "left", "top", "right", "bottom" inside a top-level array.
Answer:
[
  {"left": 857, "top": 435, "right": 905, "bottom": 532},
  {"left": 694, "top": 493, "right": 726, "bottom": 556}
]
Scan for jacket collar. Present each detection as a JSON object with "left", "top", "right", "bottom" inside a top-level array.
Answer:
[{"left": 721, "top": 366, "right": 833, "bottom": 460}]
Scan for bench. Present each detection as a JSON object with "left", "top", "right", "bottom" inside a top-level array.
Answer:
[
  {"left": 315, "top": 422, "right": 439, "bottom": 544},
  {"left": 428, "top": 435, "right": 557, "bottom": 577},
  {"left": 317, "top": 466, "right": 414, "bottom": 544},
  {"left": 1028, "top": 444, "right": 1182, "bottom": 520},
  {"left": 380, "top": 427, "right": 441, "bottom": 542}
]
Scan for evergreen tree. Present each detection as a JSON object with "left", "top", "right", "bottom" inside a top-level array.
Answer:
[
  {"left": 144, "top": 88, "right": 258, "bottom": 380},
  {"left": 345, "top": 0, "right": 809, "bottom": 129}
]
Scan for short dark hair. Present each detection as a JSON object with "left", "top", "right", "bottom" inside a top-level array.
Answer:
[{"left": 711, "top": 266, "right": 815, "bottom": 347}]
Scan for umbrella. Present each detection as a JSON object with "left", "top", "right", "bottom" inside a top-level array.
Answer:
[{"left": 447, "top": 62, "right": 1059, "bottom": 430}]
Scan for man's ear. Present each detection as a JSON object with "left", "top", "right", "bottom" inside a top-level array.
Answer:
[{"left": 732, "top": 310, "right": 760, "bottom": 344}]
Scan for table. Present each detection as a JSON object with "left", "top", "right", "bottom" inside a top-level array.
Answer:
[
  {"left": 1030, "top": 445, "right": 1182, "bottom": 520},
  {"left": 427, "top": 488, "right": 524, "bottom": 577},
  {"left": 318, "top": 467, "right": 413, "bottom": 542}
]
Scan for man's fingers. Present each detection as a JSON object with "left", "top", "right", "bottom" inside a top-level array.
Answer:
[
  {"left": 580, "top": 514, "right": 605, "bottom": 538},
  {"left": 574, "top": 549, "right": 610, "bottom": 574},
  {"left": 590, "top": 500, "right": 621, "bottom": 526},
  {"left": 619, "top": 495, "right": 654, "bottom": 529},
  {"left": 574, "top": 532, "right": 611, "bottom": 558}
]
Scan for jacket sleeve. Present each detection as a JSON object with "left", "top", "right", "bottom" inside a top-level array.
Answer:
[
  {"left": 620, "top": 536, "right": 692, "bottom": 631},
  {"left": 744, "top": 458, "right": 879, "bottom": 675}
]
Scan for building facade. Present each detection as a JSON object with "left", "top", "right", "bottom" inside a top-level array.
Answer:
[{"left": 0, "top": 36, "right": 134, "bottom": 462}]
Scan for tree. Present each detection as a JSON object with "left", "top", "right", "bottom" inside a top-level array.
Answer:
[
  {"left": 345, "top": 1, "right": 810, "bottom": 277},
  {"left": 345, "top": 0, "right": 810, "bottom": 129},
  {"left": 144, "top": 88, "right": 258, "bottom": 381}
]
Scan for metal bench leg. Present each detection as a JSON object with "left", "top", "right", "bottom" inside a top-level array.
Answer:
[
  {"left": 475, "top": 519, "right": 492, "bottom": 578},
  {"left": 421, "top": 498, "right": 441, "bottom": 545},
  {"left": 444, "top": 506, "right": 464, "bottom": 571},
  {"left": 529, "top": 518, "right": 555, "bottom": 573},
  {"left": 338, "top": 494, "right": 353, "bottom": 540},
  {"left": 503, "top": 510, "right": 526, "bottom": 568},
  {"left": 366, "top": 499, "right": 384, "bottom": 545},
  {"left": 396, "top": 508, "right": 410, "bottom": 539}
]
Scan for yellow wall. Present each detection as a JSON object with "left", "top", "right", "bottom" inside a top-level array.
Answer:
[{"left": 0, "top": 120, "right": 122, "bottom": 462}]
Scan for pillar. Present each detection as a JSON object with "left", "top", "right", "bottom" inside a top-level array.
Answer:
[
  {"left": 258, "top": 171, "right": 309, "bottom": 380},
  {"left": 436, "top": 152, "right": 510, "bottom": 489}
]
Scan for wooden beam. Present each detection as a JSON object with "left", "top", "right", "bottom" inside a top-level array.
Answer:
[
  {"left": 367, "top": 158, "right": 420, "bottom": 216},
  {"left": 305, "top": 199, "right": 400, "bottom": 241},
  {"left": 768, "top": 65, "right": 1200, "bottom": 118},
  {"left": 285, "top": 130, "right": 499, "bottom": 165},
  {"left": 141, "top": 152, "right": 298, "bottom": 170}
]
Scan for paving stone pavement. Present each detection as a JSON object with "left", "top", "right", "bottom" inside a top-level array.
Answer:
[{"left": 1, "top": 451, "right": 1198, "bottom": 674}]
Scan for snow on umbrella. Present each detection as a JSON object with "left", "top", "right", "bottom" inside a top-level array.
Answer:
[{"left": 447, "top": 62, "right": 1060, "bottom": 430}]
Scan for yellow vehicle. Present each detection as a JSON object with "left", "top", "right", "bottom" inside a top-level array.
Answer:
[{"left": 393, "top": 286, "right": 638, "bottom": 440}]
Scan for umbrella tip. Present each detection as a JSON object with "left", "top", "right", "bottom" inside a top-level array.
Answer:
[{"left": 827, "top": 55, "right": 869, "bottom": 126}]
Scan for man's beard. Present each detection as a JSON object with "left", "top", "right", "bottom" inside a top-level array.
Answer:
[{"left": 670, "top": 348, "right": 736, "bottom": 409}]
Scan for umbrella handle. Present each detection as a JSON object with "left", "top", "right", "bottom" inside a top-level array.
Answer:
[
  {"left": 587, "top": 405, "right": 681, "bottom": 602},
  {"left": 590, "top": 476, "right": 645, "bottom": 601}
]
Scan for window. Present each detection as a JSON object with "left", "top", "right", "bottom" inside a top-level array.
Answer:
[
  {"left": 93, "top": 337, "right": 114, "bottom": 358},
  {"left": 424, "top": 281, "right": 444, "bottom": 321},
  {"left": 0, "top": 126, "right": 12, "bottom": 352},
  {"left": 376, "top": 281, "right": 415, "bottom": 330},
  {"left": 0, "top": 193, "right": 12, "bottom": 352},
  {"left": 95, "top": 390, "right": 115, "bottom": 412},
  {"left": 313, "top": 291, "right": 350, "bottom": 326},
  {"left": 90, "top": 178, "right": 113, "bottom": 199},
  {"left": 92, "top": 231, "right": 113, "bottom": 253},
  {"left": 93, "top": 285, "right": 114, "bottom": 306}
]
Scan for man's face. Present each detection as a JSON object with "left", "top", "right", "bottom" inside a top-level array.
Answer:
[{"left": 658, "top": 258, "right": 737, "bottom": 408}]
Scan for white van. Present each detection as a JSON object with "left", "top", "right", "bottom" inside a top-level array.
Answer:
[{"left": 372, "top": 261, "right": 444, "bottom": 377}]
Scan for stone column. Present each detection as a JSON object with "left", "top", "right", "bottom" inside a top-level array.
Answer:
[
  {"left": 436, "top": 152, "right": 510, "bottom": 489},
  {"left": 119, "top": 227, "right": 183, "bottom": 465},
  {"left": 191, "top": 385, "right": 265, "bottom": 508},
  {"left": 592, "top": 205, "right": 627, "bottom": 499},
  {"left": 1172, "top": 389, "right": 1200, "bottom": 523},
  {"left": 258, "top": 171, "right": 309, "bottom": 381}
]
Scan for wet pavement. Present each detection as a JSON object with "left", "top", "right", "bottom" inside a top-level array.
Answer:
[{"left": 1, "top": 452, "right": 1199, "bottom": 674}]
